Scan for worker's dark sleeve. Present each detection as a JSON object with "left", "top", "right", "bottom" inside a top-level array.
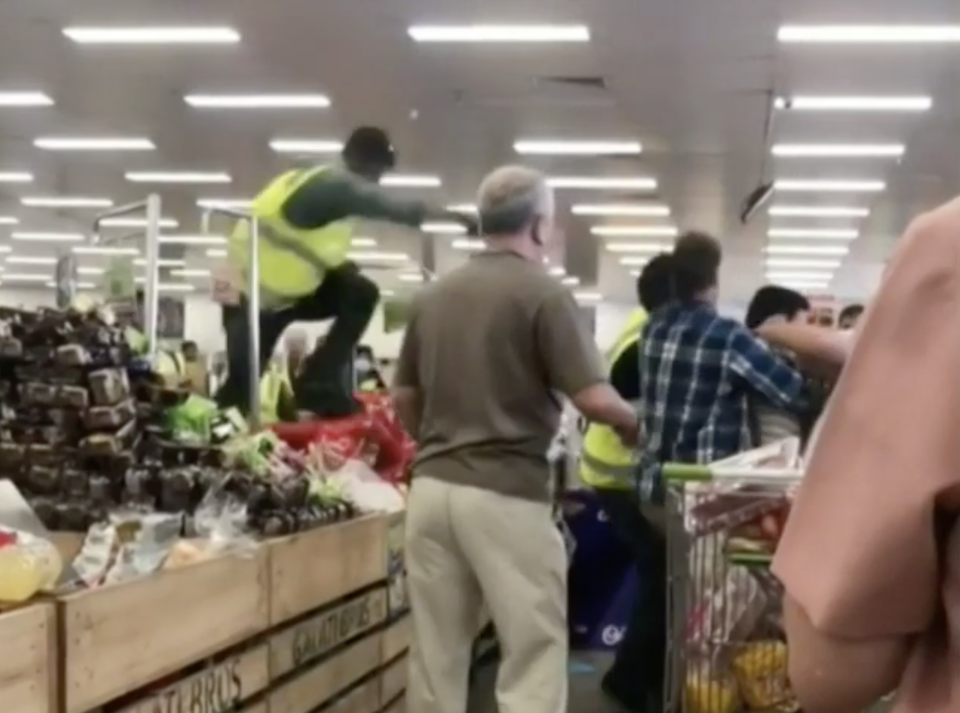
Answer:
[
  {"left": 608, "top": 341, "right": 640, "bottom": 400},
  {"left": 282, "top": 169, "right": 430, "bottom": 230}
]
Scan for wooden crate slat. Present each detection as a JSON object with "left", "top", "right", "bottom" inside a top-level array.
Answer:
[
  {"left": 381, "top": 616, "right": 410, "bottom": 663},
  {"left": 379, "top": 656, "right": 407, "bottom": 709},
  {"left": 0, "top": 604, "right": 57, "bottom": 713}
]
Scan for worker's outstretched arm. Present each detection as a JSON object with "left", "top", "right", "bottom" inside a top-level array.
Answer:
[{"left": 283, "top": 169, "right": 470, "bottom": 231}]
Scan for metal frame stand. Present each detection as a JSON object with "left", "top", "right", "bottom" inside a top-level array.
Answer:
[{"left": 201, "top": 206, "right": 262, "bottom": 430}]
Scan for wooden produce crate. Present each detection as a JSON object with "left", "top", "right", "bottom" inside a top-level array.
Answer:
[
  {"left": 0, "top": 603, "right": 57, "bottom": 713},
  {"left": 58, "top": 547, "right": 269, "bottom": 713},
  {"left": 385, "top": 513, "right": 407, "bottom": 616},
  {"left": 269, "top": 515, "right": 389, "bottom": 625}
]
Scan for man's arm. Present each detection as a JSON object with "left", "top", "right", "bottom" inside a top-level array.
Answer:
[
  {"left": 727, "top": 324, "right": 806, "bottom": 410},
  {"left": 535, "top": 289, "right": 638, "bottom": 443},
  {"left": 756, "top": 322, "right": 852, "bottom": 376},
  {"left": 390, "top": 303, "right": 421, "bottom": 437},
  {"left": 283, "top": 168, "right": 463, "bottom": 231}
]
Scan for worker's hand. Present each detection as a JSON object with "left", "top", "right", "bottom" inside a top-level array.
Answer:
[{"left": 614, "top": 419, "right": 641, "bottom": 448}]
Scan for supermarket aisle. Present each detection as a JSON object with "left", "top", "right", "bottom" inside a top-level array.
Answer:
[{"left": 468, "top": 653, "right": 617, "bottom": 713}]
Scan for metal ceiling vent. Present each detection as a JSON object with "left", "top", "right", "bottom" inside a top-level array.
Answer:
[
  {"left": 532, "top": 75, "right": 613, "bottom": 107},
  {"left": 537, "top": 75, "right": 607, "bottom": 89}
]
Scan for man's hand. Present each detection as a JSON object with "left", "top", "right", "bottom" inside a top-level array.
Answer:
[{"left": 613, "top": 418, "right": 641, "bottom": 448}]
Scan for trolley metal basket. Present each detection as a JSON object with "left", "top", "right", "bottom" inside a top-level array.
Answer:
[{"left": 660, "top": 462, "right": 802, "bottom": 713}]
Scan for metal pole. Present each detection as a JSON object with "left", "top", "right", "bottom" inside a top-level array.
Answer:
[
  {"left": 247, "top": 217, "right": 261, "bottom": 429},
  {"left": 142, "top": 194, "right": 162, "bottom": 358}
]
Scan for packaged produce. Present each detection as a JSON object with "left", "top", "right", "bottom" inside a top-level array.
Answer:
[
  {"left": 732, "top": 641, "right": 793, "bottom": 710},
  {"left": 684, "top": 669, "right": 740, "bottom": 713},
  {"left": 0, "top": 527, "right": 64, "bottom": 602}
]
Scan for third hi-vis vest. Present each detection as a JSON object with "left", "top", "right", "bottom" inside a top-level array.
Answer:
[
  {"left": 230, "top": 165, "right": 354, "bottom": 310},
  {"left": 259, "top": 362, "right": 291, "bottom": 425},
  {"left": 580, "top": 309, "right": 648, "bottom": 491}
]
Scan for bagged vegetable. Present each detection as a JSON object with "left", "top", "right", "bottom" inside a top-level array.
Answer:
[{"left": 732, "top": 641, "right": 793, "bottom": 710}]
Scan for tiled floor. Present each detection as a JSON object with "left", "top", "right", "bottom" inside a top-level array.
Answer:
[{"left": 468, "top": 652, "right": 619, "bottom": 713}]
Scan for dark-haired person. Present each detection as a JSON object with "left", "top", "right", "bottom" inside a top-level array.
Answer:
[
  {"left": 580, "top": 253, "right": 675, "bottom": 713},
  {"left": 214, "top": 126, "right": 474, "bottom": 420},
  {"left": 745, "top": 285, "right": 811, "bottom": 445},
  {"left": 838, "top": 303, "right": 864, "bottom": 330}
]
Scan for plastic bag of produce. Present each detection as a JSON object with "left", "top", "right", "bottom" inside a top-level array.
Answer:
[
  {"left": 732, "top": 641, "right": 794, "bottom": 709},
  {"left": 165, "top": 395, "right": 219, "bottom": 442},
  {"left": 0, "top": 527, "right": 63, "bottom": 602},
  {"left": 684, "top": 666, "right": 741, "bottom": 713},
  {"left": 326, "top": 459, "right": 405, "bottom": 513},
  {"left": 688, "top": 566, "right": 767, "bottom": 653}
]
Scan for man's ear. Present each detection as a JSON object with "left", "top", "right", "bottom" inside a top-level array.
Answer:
[{"left": 762, "top": 314, "right": 788, "bottom": 327}]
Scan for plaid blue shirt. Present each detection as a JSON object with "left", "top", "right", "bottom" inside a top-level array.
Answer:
[{"left": 637, "top": 302, "right": 806, "bottom": 500}]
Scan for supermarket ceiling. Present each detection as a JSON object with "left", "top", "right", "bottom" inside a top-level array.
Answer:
[{"left": 2, "top": 0, "right": 960, "bottom": 305}]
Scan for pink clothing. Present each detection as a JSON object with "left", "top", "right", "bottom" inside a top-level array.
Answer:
[{"left": 773, "top": 196, "right": 960, "bottom": 713}]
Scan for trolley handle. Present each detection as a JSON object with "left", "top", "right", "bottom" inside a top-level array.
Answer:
[
  {"left": 662, "top": 462, "right": 803, "bottom": 484},
  {"left": 661, "top": 463, "right": 712, "bottom": 482}
]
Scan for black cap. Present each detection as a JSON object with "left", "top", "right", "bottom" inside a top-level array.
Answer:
[{"left": 343, "top": 126, "right": 396, "bottom": 169}]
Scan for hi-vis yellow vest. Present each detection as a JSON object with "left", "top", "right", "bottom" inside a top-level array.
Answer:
[
  {"left": 580, "top": 309, "right": 647, "bottom": 490},
  {"left": 259, "top": 362, "right": 291, "bottom": 425},
  {"left": 230, "top": 165, "right": 354, "bottom": 309}
]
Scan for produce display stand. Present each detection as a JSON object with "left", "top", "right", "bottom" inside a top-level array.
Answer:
[
  {"left": 0, "top": 603, "right": 58, "bottom": 713},
  {"left": 55, "top": 514, "right": 409, "bottom": 713}
]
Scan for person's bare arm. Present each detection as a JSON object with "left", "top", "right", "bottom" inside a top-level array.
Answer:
[
  {"left": 535, "top": 289, "right": 638, "bottom": 443},
  {"left": 756, "top": 322, "right": 851, "bottom": 372}
]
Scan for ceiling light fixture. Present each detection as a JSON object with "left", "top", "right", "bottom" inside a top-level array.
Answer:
[
  {"left": 186, "top": 94, "right": 330, "bottom": 109},
  {"left": 766, "top": 258, "right": 842, "bottom": 269},
  {"left": 774, "top": 179, "right": 885, "bottom": 192},
  {"left": 768, "top": 228, "right": 859, "bottom": 239},
  {"left": 452, "top": 239, "right": 484, "bottom": 251},
  {"left": 6, "top": 256, "right": 56, "bottom": 265},
  {"left": 170, "top": 268, "right": 211, "bottom": 278},
  {"left": 63, "top": 27, "right": 241, "bottom": 44},
  {"left": 21, "top": 196, "right": 113, "bottom": 208},
  {"left": 548, "top": 176, "right": 657, "bottom": 190},
  {"left": 407, "top": 25, "right": 590, "bottom": 43},
  {"left": 777, "top": 25, "right": 960, "bottom": 44},
  {"left": 0, "top": 247, "right": 12, "bottom": 254},
  {"left": 768, "top": 206, "right": 868, "bottom": 217},
  {"left": 561, "top": 276, "right": 580, "bottom": 286},
  {"left": 11, "top": 232, "right": 84, "bottom": 242},
  {"left": 0, "top": 92, "right": 53, "bottom": 107},
  {"left": 772, "top": 144, "right": 905, "bottom": 158},
  {"left": 767, "top": 270, "right": 835, "bottom": 281},
  {"left": 126, "top": 171, "right": 231, "bottom": 183},
  {"left": 100, "top": 217, "right": 179, "bottom": 228},
  {"left": 398, "top": 273, "right": 424, "bottom": 283},
  {"left": 446, "top": 203, "right": 477, "bottom": 213},
  {"left": 159, "top": 235, "right": 226, "bottom": 245},
  {"left": 0, "top": 172, "right": 32, "bottom": 182},
  {"left": 0, "top": 216, "right": 18, "bottom": 224},
  {"left": 380, "top": 175, "right": 441, "bottom": 188},
  {"left": 269, "top": 139, "right": 342, "bottom": 153},
  {"left": 548, "top": 266, "right": 566, "bottom": 277},
  {"left": 34, "top": 137, "right": 155, "bottom": 151},
  {"left": 572, "top": 204, "right": 670, "bottom": 217},
  {"left": 619, "top": 256, "right": 653, "bottom": 266},
  {"left": 513, "top": 140, "right": 641, "bottom": 155},
  {"left": 75, "top": 246, "right": 140, "bottom": 256},
  {"left": 132, "top": 279, "right": 196, "bottom": 292},
  {"left": 764, "top": 245, "right": 849, "bottom": 256},
  {"left": 77, "top": 267, "right": 104, "bottom": 276},
  {"left": 774, "top": 96, "right": 932, "bottom": 111},
  {"left": 205, "top": 249, "right": 226, "bottom": 258},
  {"left": 604, "top": 242, "right": 671, "bottom": 253},
  {"left": 347, "top": 251, "right": 410, "bottom": 262},
  {"left": 2, "top": 273, "right": 50, "bottom": 281},
  {"left": 134, "top": 258, "right": 185, "bottom": 267},
  {"left": 351, "top": 237, "right": 377, "bottom": 248},
  {"left": 591, "top": 226, "right": 678, "bottom": 237},
  {"left": 196, "top": 198, "right": 251, "bottom": 209},
  {"left": 574, "top": 290, "right": 603, "bottom": 302},
  {"left": 421, "top": 222, "right": 466, "bottom": 234}
]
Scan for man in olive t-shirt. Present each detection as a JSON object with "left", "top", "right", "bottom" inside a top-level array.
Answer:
[{"left": 392, "top": 165, "right": 639, "bottom": 713}]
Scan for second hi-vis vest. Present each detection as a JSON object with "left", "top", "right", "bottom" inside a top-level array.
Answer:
[
  {"left": 259, "top": 362, "right": 291, "bottom": 425},
  {"left": 230, "top": 165, "right": 354, "bottom": 310},
  {"left": 579, "top": 309, "right": 648, "bottom": 490}
]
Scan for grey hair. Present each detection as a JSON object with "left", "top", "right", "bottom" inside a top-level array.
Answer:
[{"left": 476, "top": 165, "right": 554, "bottom": 236}]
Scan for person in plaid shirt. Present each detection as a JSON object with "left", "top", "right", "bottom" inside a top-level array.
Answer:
[{"left": 637, "top": 232, "right": 809, "bottom": 500}]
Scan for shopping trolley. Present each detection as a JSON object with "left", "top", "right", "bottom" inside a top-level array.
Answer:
[{"left": 660, "top": 461, "right": 802, "bottom": 713}]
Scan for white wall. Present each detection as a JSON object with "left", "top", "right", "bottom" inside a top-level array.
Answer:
[
  {"left": 594, "top": 300, "right": 747, "bottom": 349},
  {"left": 0, "top": 288, "right": 406, "bottom": 358}
]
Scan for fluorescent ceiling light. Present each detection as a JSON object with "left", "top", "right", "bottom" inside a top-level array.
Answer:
[
  {"left": 421, "top": 221, "right": 466, "bottom": 234},
  {"left": 772, "top": 144, "right": 904, "bottom": 158},
  {"left": 347, "top": 250, "right": 409, "bottom": 262},
  {"left": 768, "top": 228, "right": 858, "bottom": 239},
  {"left": 206, "top": 249, "right": 227, "bottom": 258},
  {"left": 514, "top": 140, "right": 641, "bottom": 155},
  {"left": 100, "top": 217, "right": 179, "bottom": 228},
  {"left": 2, "top": 273, "right": 49, "bottom": 281},
  {"left": 408, "top": 25, "right": 590, "bottom": 43},
  {"left": 768, "top": 271, "right": 834, "bottom": 282},
  {"left": 0, "top": 216, "right": 18, "bottom": 224},
  {"left": 77, "top": 267, "right": 104, "bottom": 276},
  {"left": 196, "top": 198, "right": 251, "bottom": 209},
  {"left": 35, "top": 137, "right": 154, "bottom": 151},
  {"left": 777, "top": 25, "right": 960, "bottom": 44},
  {"left": 0, "top": 172, "right": 32, "bottom": 182},
  {"left": 574, "top": 290, "right": 602, "bottom": 302},
  {"left": 548, "top": 266, "right": 566, "bottom": 277},
  {"left": 63, "top": 27, "right": 241, "bottom": 44},
  {"left": 126, "top": 171, "right": 231, "bottom": 183},
  {"left": 548, "top": 176, "right": 657, "bottom": 190},
  {"left": 0, "top": 247, "right": 12, "bottom": 254},
  {"left": 6, "top": 256, "right": 55, "bottom": 265},
  {"left": 74, "top": 246, "right": 140, "bottom": 256},
  {"left": 560, "top": 276, "right": 580, "bottom": 286},
  {"left": 775, "top": 95, "right": 931, "bottom": 112},
  {"left": 132, "top": 279, "right": 196, "bottom": 292},
  {"left": 572, "top": 204, "right": 670, "bottom": 217},
  {"left": 779, "top": 281, "right": 830, "bottom": 291},
  {"left": 446, "top": 203, "right": 477, "bottom": 213},
  {"left": 186, "top": 94, "right": 330, "bottom": 109},
  {"left": 134, "top": 258, "right": 185, "bottom": 267},
  {"left": 21, "top": 196, "right": 113, "bottom": 208},
  {"left": 380, "top": 175, "right": 441, "bottom": 188},
  {"left": 0, "top": 92, "right": 53, "bottom": 107},
  {"left": 269, "top": 139, "right": 342, "bottom": 153},
  {"left": 766, "top": 258, "right": 842, "bottom": 269},
  {"left": 159, "top": 234, "right": 226, "bottom": 245},
  {"left": 170, "top": 268, "right": 211, "bottom": 278},
  {"left": 764, "top": 245, "right": 849, "bottom": 256},
  {"left": 11, "top": 232, "right": 84, "bottom": 242},
  {"left": 591, "top": 226, "right": 678, "bottom": 237},
  {"left": 452, "top": 239, "right": 484, "bottom": 251},
  {"left": 774, "top": 179, "right": 884, "bottom": 192},
  {"left": 398, "top": 273, "right": 425, "bottom": 283},
  {"left": 619, "top": 256, "right": 652, "bottom": 266},
  {"left": 769, "top": 206, "right": 868, "bottom": 218},
  {"left": 605, "top": 242, "right": 671, "bottom": 253},
  {"left": 351, "top": 237, "right": 377, "bottom": 248}
]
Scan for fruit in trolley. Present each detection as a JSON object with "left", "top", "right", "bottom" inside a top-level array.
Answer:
[
  {"left": 684, "top": 672, "right": 740, "bottom": 713},
  {"left": 732, "top": 641, "right": 795, "bottom": 710}
]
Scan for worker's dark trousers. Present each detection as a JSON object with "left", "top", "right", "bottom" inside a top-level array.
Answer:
[
  {"left": 217, "top": 264, "right": 380, "bottom": 419},
  {"left": 594, "top": 489, "right": 668, "bottom": 713}
]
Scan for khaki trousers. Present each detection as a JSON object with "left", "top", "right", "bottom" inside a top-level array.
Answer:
[{"left": 404, "top": 477, "right": 568, "bottom": 713}]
